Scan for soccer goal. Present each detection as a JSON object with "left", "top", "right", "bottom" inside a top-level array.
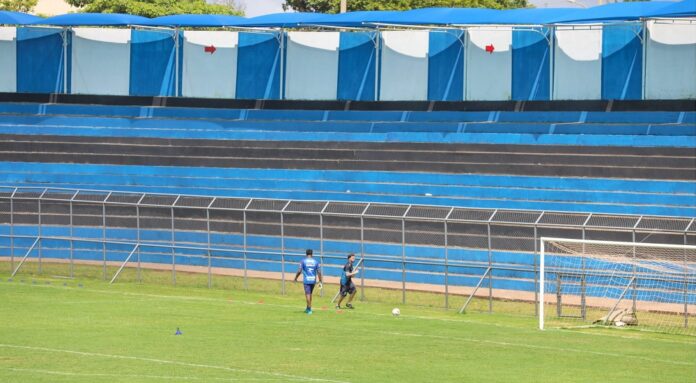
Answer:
[{"left": 539, "top": 237, "right": 696, "bottom": 336}]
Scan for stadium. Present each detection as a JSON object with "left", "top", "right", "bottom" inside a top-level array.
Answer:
[{"left": 0, "top": 1, "right": 694, "bottom": 382}]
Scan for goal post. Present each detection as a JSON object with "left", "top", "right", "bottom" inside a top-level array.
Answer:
[{"left": 539, "top": 237, "right": 696, "bottom": 336}]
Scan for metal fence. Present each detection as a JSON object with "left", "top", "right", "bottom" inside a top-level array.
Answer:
[{"left": 1, "top": 186, "right": 694, "bottom": 315}]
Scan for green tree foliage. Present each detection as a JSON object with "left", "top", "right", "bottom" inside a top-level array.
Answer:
[
  {"left": 283, "top": 0, "right": 529, "bottom": 13},
  {"left": 0, "top": 0, "right": 38, "bottom": 12},
  {"left": 63, "top": 0, "right": 243, "bottom": 18}
]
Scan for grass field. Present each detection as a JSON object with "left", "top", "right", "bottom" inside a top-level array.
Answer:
[{"left": 0, "top": 263, "right": 694, "bottom": 383}]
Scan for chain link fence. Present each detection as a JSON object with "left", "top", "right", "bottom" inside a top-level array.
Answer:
[{"left": 1, "top": 186, "right": 694, "bottom": 315}]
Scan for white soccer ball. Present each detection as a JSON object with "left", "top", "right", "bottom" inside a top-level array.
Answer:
[
  {"left": 615, "top": 321, "right": 626, "bottom": 327},
  {"left": 392, "top": 308, "right": 400, "bottom": 317}
]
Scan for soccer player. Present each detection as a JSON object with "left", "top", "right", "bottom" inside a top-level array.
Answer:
[
  {"left": 336, "top": 253, "right": 359, "bottom": 309},
  {"left": 294, "top": 249, "right": 322, "bottom": 315}
]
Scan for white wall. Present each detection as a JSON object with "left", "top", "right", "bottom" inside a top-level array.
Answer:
[
  {"left": 466, "top": 27, "right": 512, "bottom": 101},
  {"left": 71, "top": 28, "right": 131, "bottom": 96},
  {"left": 380, "top": 30, "right": 429, "bottom": 101},
  {"left": 645, "top": 18, "right": 696, "bottom": 100},
  {"left": 553, "top": 26, "right": 602, "bottom": 100},
  {"left": 183, "top": 31, "right": 239, "bottom": 99},
  {"left": 284, "top": 31, "right": 340, "bottom": 100},
  {"left": 0, "top": 27, "right": 17, "bottom": 93}
]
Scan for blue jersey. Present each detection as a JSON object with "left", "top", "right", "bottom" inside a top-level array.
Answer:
[{"left": 299, "top": 257, "right": 320, "bottom": 285}]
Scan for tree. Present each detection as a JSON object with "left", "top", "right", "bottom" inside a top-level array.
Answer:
[
  {"left": 0, "top": 0, "right": 38, "bottom": 13},
  {"left": 63, "top": 0, "right": 244, "bottom": 18},
  {"left": 283, "top": 0, "right": 529, "bottom": 13}
]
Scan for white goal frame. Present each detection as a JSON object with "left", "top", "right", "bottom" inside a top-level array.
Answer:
[{"left": 539, "top": 237, "right": 696, "bottom": 331}]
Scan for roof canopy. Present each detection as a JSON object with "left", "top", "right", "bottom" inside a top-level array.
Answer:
[
  {"left": 0, "top": 11, "right": 42, "bottom": 25},
  {"left": 32, "top": 13, "right": 150, "bottom": 26},
  {"left": 143, "top": 14, "right": 245, "bottom": 27},
  {"left": 551, "top": 1, "right": 681, "bottom": 23},
  {"left": 7, "top": 0, "right": 695, "bottom": 28}
]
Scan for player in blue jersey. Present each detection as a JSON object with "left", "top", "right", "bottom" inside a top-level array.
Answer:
[
  {"left": 293, "top": 249, "right": 322, "bottom": 314},
  {"left": 336, "top": 253, "right": 359, "bottom": 309}
]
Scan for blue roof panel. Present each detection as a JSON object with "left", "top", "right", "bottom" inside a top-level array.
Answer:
[
  {"left": 647, "top": 0, "right": 696, "bottom": 17},
  {"left": 143, "top": 14, "right": 245, "bottom": 27},
  {"left": 0, "top": 11, "right": 42, "bottom": 25},
  {"left": 236, "top": 12, "right": 326, "bottom": 28},
  {"left": 32, "top": 13, "right": 150, "bottom": 26},
  {"left": 552, "top": 2, "right": 677, "bottom": 23}
]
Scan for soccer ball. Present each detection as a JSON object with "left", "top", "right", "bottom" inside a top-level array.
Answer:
[{"left": 392, "top": 308, "right": 400, "bottom": 317}]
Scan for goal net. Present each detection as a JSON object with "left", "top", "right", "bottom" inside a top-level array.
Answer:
[{"left": 540, "top": 237, "right": 696, "bottom": 336}]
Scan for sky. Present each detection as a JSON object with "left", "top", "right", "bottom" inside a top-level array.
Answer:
[{"left": 235, "top": 0, "right": 612, "bottom": 17}]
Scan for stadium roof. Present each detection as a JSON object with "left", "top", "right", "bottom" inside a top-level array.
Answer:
[
  {"left": 12, "top": 0, "right": 696, "bottom": 28},
  {"left": 32, "top": 13, "right": 150, "bottom": 26},
  {"left": 0, "top": 11, "right": 42, "bottom": 25},
  {"left": 143, "top": 14, "right": 245, "bottom": 27}
]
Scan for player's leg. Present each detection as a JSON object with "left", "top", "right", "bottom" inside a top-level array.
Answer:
[
  {"left": 303, "top": 284, "right": 313, "bottom": 313},
  {"left": 345, "top": 282, "right": 357, "bottom": 309},
  {"left": 336, "top": 284, "right": 347, "bottom": 308}
]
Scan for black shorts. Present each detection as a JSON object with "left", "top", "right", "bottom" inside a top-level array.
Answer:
[{"left": 340, "top": 281, "right": 356, "bottom": 296}]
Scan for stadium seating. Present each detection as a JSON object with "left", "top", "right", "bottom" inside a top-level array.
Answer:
[{"left": 0, "top": 101, "right": 694, "bottom": 296}]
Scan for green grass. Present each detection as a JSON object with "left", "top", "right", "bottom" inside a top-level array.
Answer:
[{"left": 0, "top": 262, "right": 694, "bottom": 383}]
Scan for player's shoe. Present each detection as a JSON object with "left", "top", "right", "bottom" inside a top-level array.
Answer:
[
  {"left": 346, "top": 303, "right": 354, "bottom": 309},
  {"left": 307, "top": 309, "right": 313, "bottom": 315},
  {"left": 335, "top": 305, "right": 341, "bottom": 309}
]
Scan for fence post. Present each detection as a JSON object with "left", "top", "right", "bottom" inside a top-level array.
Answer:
[
  {"left": 632, "top": 223, "right": 639, "bottom": 314},
  {"left": 444, "top": 219, "right": 449, "bottom": 309},
  {"left": 207, "top": 200, "right": 213, "bottom": 289},
  {"left": 243, "top": 209, "right": 248, "bottom": 290},
  {"left": 69, "top": 197, "right": 74, "bottom": 278},
  {"left": 136, "top": 194, "right": 144, "bottom": 283},
  {"left": 319, "top": 211, "right": 324, "bottom": 297},
  {"left": 171, "top": 204, "right": 176, "bottom": 286},
  {"left": 281, "top": 211, "right": 285, "bottom": 295},
  {"left": 38, "top": 191, "right": 43, "bottom": 274},
  {"left": 534, "top": 224, "right": 538, "bottom": 316},
  {"left": 9, "top": 188, "right": 14, "bottom": 272},
  {"left": 487, "top": 221, "right": 492, "bottom": 313},
  {"left": 401, "top": 216, "right": 406, "bottom": 305},
  {"left": 684, "top": 231, "right": 689, "bottom": 329},
  {"left": 102, "top": 193, "right": 109, "bottom": 281},
  {"left": 360, "top": 214, "right": 365, "bottom": 301}
]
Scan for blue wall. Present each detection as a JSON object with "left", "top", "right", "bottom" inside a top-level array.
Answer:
[
  {"left": 602, "top": 23, "right": 643, "bottom": 100},
  {"left": 428, "top": 30, "right": 464, "bottom": 101},
  {"left": 337, "top": 32, "right": 376, "bottom": 101},
  {"left": 16, "top": 27, "right": 70, "bottom": 94},
  {"left": 236, "top": 32, "right": 281, "bottom": 100},
  {"left": 129, "top": 29, "right": 182, "bottom": 97},
  {"left": 512, "top": 27, "right": 550, "bottom": 101},
  {"left": 5, "top": 25, "right": 694, "bottom": 101}
]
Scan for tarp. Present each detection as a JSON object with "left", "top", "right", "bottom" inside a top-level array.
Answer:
[
  {"left": 647, "top": 0, "right": 696, "bottom": 17},
  {"left": 236, "top": 12, "right": 326, "bottom": 28},
  {"left": 494, "top": 8, "right": 582, "bottom": 25},
  {"left": 236, "top": 32, "right": 281, "bottom": 99},
  {"left": 143, "top": 14, "right": 245, "bottom": 27},
  {"left": 310, "top": 11, "right": 402, "bottom": 27},
  {"left": 71, "top": 28, "right": 131, "bottom": 96},
  {"left": 33, "top": 13, "right": 150, "bottom": 26},
  {"left": 16, "top": 27, "right": 70, "bottom": 93},
  {"left": 284, "top": 31, "right": 340, "bottom": 100},
  {"left": 0, "top": 11, "right": 42, "bottom": 25},
  {"left": 377, "top": 7, "right": 500, "bottom": 26},
  {"left": 182, "top": 30, "right": 238, "bottom": 98},
  {"left": 337, "top": 32, "right": 376, "bottom": 100},
  {"left": 0, "top": 27, "right": 16, "bottom": 92},
  {"left": 552, "top": 2, "right": 677, "bottom": 23}
]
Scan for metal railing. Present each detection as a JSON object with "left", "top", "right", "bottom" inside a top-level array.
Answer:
[{"left": 1, "top": 186, "right": 694, "bottom": 315}]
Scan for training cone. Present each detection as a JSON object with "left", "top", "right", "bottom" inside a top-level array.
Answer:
[{"left": 175, "top": 327, "right": 182, "bottom": 335}]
